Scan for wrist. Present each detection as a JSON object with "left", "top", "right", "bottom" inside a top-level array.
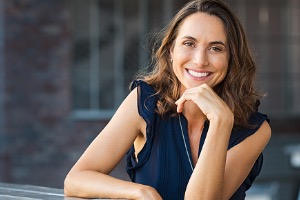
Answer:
[
  {"left": 211, "top": 112, "right": 233, "bottom": 125},
  {"left": 133, "top": 184, "right": 152, "bottom": 199},
  {"left": 209, "top": 113, "right": 234, "bottom": 133},
  {"left": 133, "top": 184, "right": 161, "bottom": 199}
]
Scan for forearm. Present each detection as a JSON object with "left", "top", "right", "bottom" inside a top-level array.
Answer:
[
  {"left": 64, "top": 170, "right": 143, "bottom": 199},
  {"left": 185, "top": 119, "right": 232, "bottom": 200}
]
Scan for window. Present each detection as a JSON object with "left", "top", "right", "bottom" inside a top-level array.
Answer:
[
  {"left": 70, "top": 0, "right": 178, "bottom": 119},
  {"left": 71, "top": 0, "right": 148, "bottom": 119}
]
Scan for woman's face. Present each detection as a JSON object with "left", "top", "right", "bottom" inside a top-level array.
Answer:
[{"left": 170, "top": 12, "right": 229, "bottom": 93}]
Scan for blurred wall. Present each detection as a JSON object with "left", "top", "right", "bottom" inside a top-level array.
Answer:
[
  {"left": 0, "top": 0, "right": 74, "bottom": 187},
  {"left": 0, "top": 0, "right": 107, "bottom": 187}
]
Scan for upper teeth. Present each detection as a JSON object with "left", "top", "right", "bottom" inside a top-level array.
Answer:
[{"left": 188, "top": 70, "right": 209, "bottom": 78}]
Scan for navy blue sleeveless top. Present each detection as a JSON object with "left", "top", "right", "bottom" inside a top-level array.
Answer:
[{"left": 126, "top": 80, "right": 269, "bottom": 200}]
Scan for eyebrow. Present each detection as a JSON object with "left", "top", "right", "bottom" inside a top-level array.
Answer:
[{"left": 181, "top": 36, "right": 226, "bottom": 47}]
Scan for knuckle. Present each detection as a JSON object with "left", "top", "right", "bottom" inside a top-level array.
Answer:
[
  {"left": 198, "top": 86, "right": 205, "bottom": 93},
  {"left": 201, "top": 83, "right": 209, "bottom": 89}
]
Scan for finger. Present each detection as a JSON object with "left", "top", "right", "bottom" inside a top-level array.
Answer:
[
  {"left": 175, "top": 92, "right": 193, "bottom": 113},
  {"left": 175, "top": 98, "right": 185, "bottom": 113}
]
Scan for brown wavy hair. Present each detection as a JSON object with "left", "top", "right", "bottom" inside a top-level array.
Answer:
[{"left": 133, "top": 0, "right": 263, "bottom": 128}]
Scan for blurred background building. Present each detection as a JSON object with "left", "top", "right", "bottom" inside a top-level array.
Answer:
[{"left": 0, "top": 0, "right": 299, "bottom": 199}]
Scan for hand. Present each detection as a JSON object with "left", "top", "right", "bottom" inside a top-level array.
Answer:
[
  {"left": 135, "top": 185, "right": 162, "bottom": 200},
  {"left": 175, "top": 84, "right": 233, "bottom": 124}
]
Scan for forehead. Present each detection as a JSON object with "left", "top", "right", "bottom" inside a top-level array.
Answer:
[{"left": 177, "top": 12, "right": 227, "bottom": 43}]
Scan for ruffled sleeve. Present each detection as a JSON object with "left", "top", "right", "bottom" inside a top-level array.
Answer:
[
  {"left": 126, "top": 80, "right": 158, "bottom": 180},
  {"left": 229, "top": 112, "right": 269, "bottom": 149},
  {"left": 130, "top": 80, "right": 157, "bottom": 127}
]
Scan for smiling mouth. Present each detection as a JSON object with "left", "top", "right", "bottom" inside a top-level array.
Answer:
[{"left": 187, "top": 69, "right": 210, "bottom": 78}]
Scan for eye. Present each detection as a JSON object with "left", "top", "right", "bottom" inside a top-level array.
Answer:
[
  {"left": 183, "top": 41, "right": 195, "bottom": 47},
  {"left": 209, "top": 45, "right": 225, "bottom": 52}
]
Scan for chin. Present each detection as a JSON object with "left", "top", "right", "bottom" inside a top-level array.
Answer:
[{"left": 184, "top": 82, "right": 208, "bottom": 89}]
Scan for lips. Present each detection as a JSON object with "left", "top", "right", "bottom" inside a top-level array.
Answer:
[{"left": 187, "top": 69, "right": 210, "bottom": 78}]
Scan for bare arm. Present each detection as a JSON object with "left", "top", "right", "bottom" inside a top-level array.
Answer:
[
  {"left": 186, "top": 120, "right": 270, "bottom": 200},
  {"left": 222, "top": 120, "right": 271, "bottom": 199},
  {"left": 64, "top": 88, "right": 162, "bottom": 200},
  {"left": 176, "top": 84, "right": 271, "bottom": 200}
]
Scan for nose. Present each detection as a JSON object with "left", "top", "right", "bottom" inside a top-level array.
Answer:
[{"left": 193, "top": 48, "right": 209, "bottom": 67}]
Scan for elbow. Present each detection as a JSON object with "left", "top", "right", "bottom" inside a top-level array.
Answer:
[
  {"left": 64, "top": 172, "right": 76, "bottom": 197},
  {"left": 64, "top": 174, "right": 71, "bottom": 196}
]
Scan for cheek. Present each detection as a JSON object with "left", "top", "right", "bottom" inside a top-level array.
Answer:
[
  {"left": 173, "top": 44, "right": 194, "bottom": 60},
  {"left": 220, "top": 62, "right": 229, "bottom": 73},
  {"left": 211, "top": 56, "right": 229, "bottom": 71},
  {"left": 172, "top": 62, "right": 183, "bottom": 78},
  {"left": 220, "top": 65, "right": 229, "bottom": 79},
  {"left": 211, "top": 58, "right": 229, "bottom": 82}
]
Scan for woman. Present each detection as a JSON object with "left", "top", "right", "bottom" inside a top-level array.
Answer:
[{"left": 64, "top": 0, "right": 271, "bottom": 199}]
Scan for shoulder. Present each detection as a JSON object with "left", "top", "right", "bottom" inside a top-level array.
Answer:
[
  {"left": 228, "top": 113, "right": 271, "bottom": 165},
  {"left": 228, "top": 118, "right": 271, "bottom": 165},
  {"left": 229, "top": 112, "right": 271, "bottom": 149},
  {"left": 246, "top": 112, "right": 271, "bottom": 143},
  {"left": 251, "top": 116, "right": 271, "bottom": 146},
  {"left": 246, "top": 120, "right": 271, "bottom": 149},
  {"left": 130, "top": 80, "right": 157, "bottom": 97},
  {"left": 249, "top": 112, "right": 270, "bottom": 127}
]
